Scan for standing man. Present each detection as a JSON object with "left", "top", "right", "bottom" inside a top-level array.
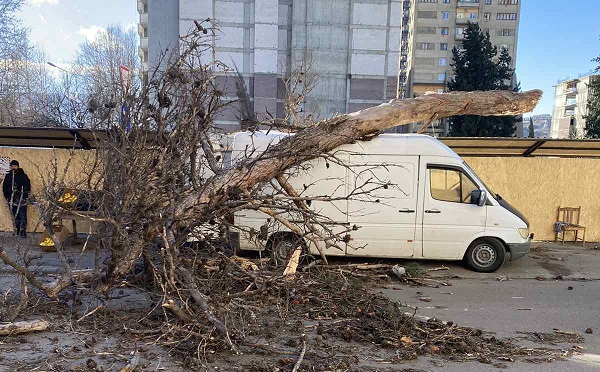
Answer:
[{"left": 3, "top": 160, "right": 31, "bottom": 238}]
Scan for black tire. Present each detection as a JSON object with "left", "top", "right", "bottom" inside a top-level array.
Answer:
[
  {"left": 464, "top": 238, "right": 505, "bottom": 273},
  {"left": 268, "top": 234, "right": 304, "bottom": 266}
]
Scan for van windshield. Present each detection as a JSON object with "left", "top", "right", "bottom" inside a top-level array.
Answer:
[{"left": 462, "top": 162, "right": 498, "bottom": 201}]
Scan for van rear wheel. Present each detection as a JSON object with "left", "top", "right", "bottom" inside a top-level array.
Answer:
[
  {"left": 269, "top": 234, "right": 304, "bottom": 266},
  {"left": 465, "top": 238, "right": 505, "bottom": 273}
]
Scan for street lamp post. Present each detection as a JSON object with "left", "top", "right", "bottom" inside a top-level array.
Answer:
[{"left": 47, "top": 62, "right": 73, "bottom": 127}]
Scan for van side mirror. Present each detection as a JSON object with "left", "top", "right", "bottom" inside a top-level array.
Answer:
[{"left": 470, "top": 190, "right": 487, "bottom": 206}]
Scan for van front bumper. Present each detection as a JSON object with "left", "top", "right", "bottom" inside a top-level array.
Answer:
[{"left": 508, "top": 240, "right": 531, "bottom": 261}]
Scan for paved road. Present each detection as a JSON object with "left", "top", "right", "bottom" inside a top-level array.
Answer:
[{"left": 383, "top": 279, "right": 600, "bottom": 371}]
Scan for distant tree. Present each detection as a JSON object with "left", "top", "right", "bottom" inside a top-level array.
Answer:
[
  {"left": 73, "top": 24, "right": 139, "bottom": 127},
  {"left": 0, "top": 0, "right": 59, "bottom": 127},
  {"left": 0, "top": 0, "right": 27, "bottom": 61},
  {"left": 528, "top": 117, "right": 535, "bottom": 138},
  {"left": 585, "top": 50, "right": 600, "bottom": 138},
  {"left": 447, "top": 22, "right": 518, "bottom": 137}
]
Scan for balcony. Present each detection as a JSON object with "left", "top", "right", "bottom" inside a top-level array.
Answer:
[
  {"left": 456, "top": 15, "right": 478, "bottom": 24},
  {"left": 457, "top": 0, "right": 480, "bottom": 7},
  {"left": 565, "top": 87, "right": 578, "bottom": 94},
  {"left": 139, "top": 12, "right": 148, "bottom": 25},
  {"left": 565, "top": 99, "right": 577, "bottom": 108}
]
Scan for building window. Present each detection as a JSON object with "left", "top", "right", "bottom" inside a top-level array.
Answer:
[
  {"left": 469, "top": 12, "right": 478, "bottom": 19},
  {"left": 418, "top": 11, "right": 438, "bottom": 19},
  {"left": 438, "top": 73, "right": 446, "bottom": 81},
  {"left": 439, "top": 57, "right": 447, "bottom": 66},
  {"left": 455, "top": 27, "right": 464, "bottom": 36},
  {"left": 420, "top": 42, "right": 432, "bottom": 50},
  {"left": 500, "top": 29, "right": 511, "bottom": 36},
  {"left": 485, "top": 0, "right": 491, "bottom": 4},
  {"left": 441, "top": 27, "right": 449, "bottom": 35},
  {"left": 501, "top": 44, "right": 508, "bottom": 50},
  {"left": 484, "top": 12, "right": 491, "bottom": 20},
  {"left": 440, "top": 43, "right": 448, "bottom": 50},
  {"left": 418, "top": 0, "right": 438, "bottom": 2},
  {"left": 498, "top": 0, "right": 518, "bottom": 4},
  {"left": 442, "top": 11, "right": 450, "bottom": 19},
  {"left": 443, "top": 0, "right": 451, "bottom": 3},
  {"left": 417, "top": 26, "right": 437, "bottom": 34},
  {"left": 497, "top": 13, "right": 517, "bottom": 20}
]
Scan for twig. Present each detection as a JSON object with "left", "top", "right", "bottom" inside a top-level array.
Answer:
[
  {"left": 162, "top": 300, "right": 196, "bottom": 323},
  {"left": 77, "top": 305, "right": 105, "bottom": 323},
  {"left": 426, "top": 266, "right": 449, "bottom": 272},
  {"left": 120, "top": 350, "right": 140, "bottom": 372},
  {"left": 302, "top": 259, "right": 323, "bottom": 271},
  {"left": 292, "top": 340, "right": 307, "bottom": 372}
]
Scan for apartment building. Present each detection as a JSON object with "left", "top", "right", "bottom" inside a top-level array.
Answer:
[
  {"left": 138, "top": 0, "right": 403, "bottom": 132},
  {"left": 550, "top": 75, "right": 598, "bottom": 138},
  {"left": 399, "top": 0, "right": 520, "bottom": 134}
]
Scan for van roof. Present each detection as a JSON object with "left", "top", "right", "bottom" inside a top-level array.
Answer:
[{"left": 230, "top": 131, "right": 460, "bottom": 159}]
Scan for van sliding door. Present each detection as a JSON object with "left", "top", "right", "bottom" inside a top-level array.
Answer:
[{"left": 345, "top": 155, "right": 419, "bottom": 258}]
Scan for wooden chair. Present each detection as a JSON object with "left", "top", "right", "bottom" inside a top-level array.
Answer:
[{"left": 555, "top": 206, "right": 586, "bottom": 246}]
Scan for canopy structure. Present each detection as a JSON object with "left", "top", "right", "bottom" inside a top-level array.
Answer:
[
  {"left": 441, "top": 137, "right": 600, "bottom": 158},
  {"left": 1, "top": 127, "right": 600, "bottom": 158}
]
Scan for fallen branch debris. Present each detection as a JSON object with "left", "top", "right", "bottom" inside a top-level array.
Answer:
[{"left": 0, "top": 319, "right": 49, "bottom": 336}]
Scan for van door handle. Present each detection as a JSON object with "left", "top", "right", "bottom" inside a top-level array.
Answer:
[
  {"left": 425, "top": 209, "right": 441, "bottom": 214},
  {"left": 399, "top": 208, "right": 415, "bottom": 213}
]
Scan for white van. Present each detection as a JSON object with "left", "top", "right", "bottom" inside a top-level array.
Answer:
[{"left": 227, "top": 131, "right": 532, "bottom": 272}]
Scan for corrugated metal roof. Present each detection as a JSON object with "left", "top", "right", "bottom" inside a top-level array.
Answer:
[
  {"left": 0, "top": 127, "right": 105, "bottom": 150},
  {"left": 0, "top": 127, "right": 599, "bottom": 158},
  {"left": 440, "top": 137, "right": 600, "bottom": 158}
]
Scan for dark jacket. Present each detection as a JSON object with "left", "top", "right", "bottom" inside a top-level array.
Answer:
[{"left": 3, "top": 169, "right": 31, "bottom": 206}]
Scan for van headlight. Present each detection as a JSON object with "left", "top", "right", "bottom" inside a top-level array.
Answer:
[{"left": 518, "top": 228, "right": 530, "bottom": 239}]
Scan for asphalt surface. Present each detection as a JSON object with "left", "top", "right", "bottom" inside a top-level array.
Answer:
[{"left": 383, "top": 278, "right": 600, "bottom": 371}]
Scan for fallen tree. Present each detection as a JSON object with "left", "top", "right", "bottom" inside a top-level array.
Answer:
[{"left": 0, "top": 24, "right": 542, "bottom": 354}]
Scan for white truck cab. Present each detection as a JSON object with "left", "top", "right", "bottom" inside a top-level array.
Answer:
[{"left": 228, "top": 131, "right": 531, "bottom": 272}]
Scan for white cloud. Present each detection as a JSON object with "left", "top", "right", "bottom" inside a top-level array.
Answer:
[
  {"left": 29, "top": 0, "right": 59, "bottom": 6},
  {"left": 38, "top": 14, "right": 47, "bottom": 23},
  {"left": 77, "top": 25, "right": 106, "bottom": 42}
]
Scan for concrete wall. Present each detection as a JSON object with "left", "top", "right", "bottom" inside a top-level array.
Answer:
[
  {"left": 291, "top": 0, "right": 402, "bottom": 119},
  {"left": 148, "top": 0, "right": 179, "bottom": 69},
  {"left": 465, "top": 156, "right": 600, "bottom": 242},
  {"left": 0, "top": 149, "right": 94, "bottom": 233}
]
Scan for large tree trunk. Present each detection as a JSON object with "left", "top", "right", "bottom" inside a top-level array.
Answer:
[{"left": 181, "top": 89, "right": 542, "bottom": 215}]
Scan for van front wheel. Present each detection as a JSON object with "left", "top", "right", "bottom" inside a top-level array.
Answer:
[{"left": 465, "top": 238, "right": 505, "bottom": 273}]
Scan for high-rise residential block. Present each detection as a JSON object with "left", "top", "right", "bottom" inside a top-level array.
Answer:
[{"left": 551, "top": 75, "right": 598, "bottom": 138}]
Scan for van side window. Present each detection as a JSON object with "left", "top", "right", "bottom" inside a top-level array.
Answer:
[{"left": 429, "top": 168, "right": 478, "bottom": 204}]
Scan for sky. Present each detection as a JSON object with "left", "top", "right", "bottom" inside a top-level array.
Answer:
[
  {"left": 516, "top": 0, "right": 600, "bottom": 115},
  {"left": 17, "top": 0, "right": 600, "bottom": 116},
  {"left": 18, "top": 0, "right": 138, "bottom": 66}
]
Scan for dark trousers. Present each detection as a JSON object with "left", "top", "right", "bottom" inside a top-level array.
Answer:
[{"left": 11, "top": 204, "right": 27, "bottom": 235}]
